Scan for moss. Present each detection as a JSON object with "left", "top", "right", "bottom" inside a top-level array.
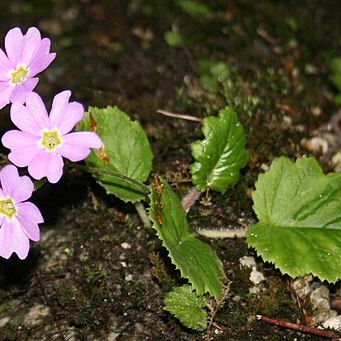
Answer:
[
  {"left": 149, "top": 249, "right": 179, "bottom": 292},
  {"left": 83, "top": 263, "right": 108, "bottom": 283}
]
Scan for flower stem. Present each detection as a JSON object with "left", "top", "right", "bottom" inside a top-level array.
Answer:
[
  {"left": 134, "top": 202, "right": 152, "bottom": 228},
  {"left": 69, "top": 163, "right": 150, "bottom": 195}
]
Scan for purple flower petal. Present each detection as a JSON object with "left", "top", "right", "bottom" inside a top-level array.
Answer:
[
  {"left": 53, "top": 102, "right": 84, "bottom": 135},
  {"left": 0, "top": 49, "right": 12, "bottom": 80},
  {"left": 62, "top": 131, "right": 102, "bottom": 148},
  {"left": 26, "top": 149, "right": 48, "bottom": 180},
  {"left": 29, "top": 53, "right": 56, "bottom": 77},
  {"left": 12, "top": 175, "right": 34, "bottom": 203},
  {"left": 45, "top": 152, "right": 64, "bottom": 183},
  {"left": 22, "top": 77, "right": 39, "bottom": 92},
  {"left": 32, "top": 38, "right": 51, "bottom": 59},
  {"left": 0, "top": 82, "right": 13, "bottom": 109},
  {"left": 0, "top": 165, "right": 20, "bottom": 194},
  {"left": 0, "top": 219, "right": 30, "bottom": 260},
  {"left": 7, "top": 146, "right": 41, "bottom": 167},
  {"left": 59, "top": 145, "right": 92, "bottom": 162},
  {"left": 2, "top": 130, "right": 38, "bottom": 149},
  {"left": 17, "top": 217, "right": 40, "bottom": 242},
  {"left": 17, "top": 202, "right": 44, "bottom": 225},
  {"left": 49, "top": 90, "right": 71, "bottom": 127},
  {"left": 9, "top": 77, "right": 39, "bottom": 104},
  {"left": 59, "top": 132, "right": 102, "bottom": 161},
  {"left": 17, "top": 203, "right": 43, "bottom": 241},
  {"left": 25, "top": 92, "right": 50, "bottom": 127},
  {"left": 21, "top": 27, "right": 41, "bottom": 65},
  {"left": 28, "top": 151, "right": 64, "bottom": 183},
  {"left": 10, "top": 100, "right": 45, "bottom": 134},
  {"left": 0, "top": 165, "right": 33, "bottom": 202},
  {"left": 0, "top": 220, "right": 13, "bottom": 259},
  {"left": 5, "top": 27, "right": 23, "bottom": 67}
]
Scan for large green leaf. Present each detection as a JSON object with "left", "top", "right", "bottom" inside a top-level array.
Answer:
[
  {"left": 149, "top": 177, "right": 223, "bottom": 299},
  {"left": 164, "top": 285, "right": 208, "bottom": 331},
  {"left": 77, "top": 106, "right": 153, "bottom": 202},
  {"left": 190, "top": 107, "right": 247, "bottom": 193},
  {"left": 246, "top": 156, "right": 341, "bottom": 282}
]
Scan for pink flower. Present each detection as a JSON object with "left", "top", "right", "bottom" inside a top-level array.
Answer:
[
  {"left": 0, "top": 27, "right": 56, "bottom": 109},
  {"left": 2, "top": 91, "right": 102, "bottom": 183},
  {"left": 0, "top": 165, "right": 43, "bottom": 259}
]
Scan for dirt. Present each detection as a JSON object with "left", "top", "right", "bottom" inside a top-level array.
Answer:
[{"left": 0, "top": 0, "right": 340, "bottom": 340}]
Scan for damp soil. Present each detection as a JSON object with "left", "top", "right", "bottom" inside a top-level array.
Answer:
[{"left": 0, "top": 1, "right": 341, "bottom": 340}]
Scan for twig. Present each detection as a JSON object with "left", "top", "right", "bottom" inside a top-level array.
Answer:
[
  {"left": 256, "top": 27, "right": 278, "bottom": 46},
  {"left": 257, "top": 314, "right": 341, "bottom": 339},
  {"left": 289, "top": 279, "right": 312, "bottom": 325},
  {"left": 156, "top": 109, "right": 202, "bottom": 122}
]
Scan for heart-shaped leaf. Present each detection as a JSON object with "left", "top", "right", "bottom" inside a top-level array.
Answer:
[{"left": 246, "top": 156, "right": 341, "bottom": 282}]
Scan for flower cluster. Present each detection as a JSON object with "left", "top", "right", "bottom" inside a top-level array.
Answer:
[
  {"left": 0, "top": 165, "right": 43, "bottom": 259},
  {"left": 0, "top": 27, "right": 102, "bottom": 259}
]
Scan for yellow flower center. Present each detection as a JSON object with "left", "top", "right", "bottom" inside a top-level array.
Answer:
[
  {"left": 0, "top": 198, "right": 16, "bottom": 220},
  {"left": 10, "top": 65, "right": 29, "bottom": 84},
  {"left": 40, "top": 130, "right": 63, "bottom": 151}
]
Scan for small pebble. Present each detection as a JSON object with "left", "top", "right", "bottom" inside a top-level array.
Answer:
[
  {"left": 239, "top": 256, "right": 256, "bottom": 269},
  {"left": 249, "top": 268, "right": 265, "bottom": 286},
  {"left": 322, "top": 315, "right": 341, "bottom": 332},
  {"left": 0, "top": 317, "right": 10, "bottom": 328},
  {"left": 332, "top": 151, "right": 341, "bottom": 172},
  {"left": 125, "top": 274, "right": 133, "bottom": 281},
  {"left": 301, "top": 137, "right": 328, "bottom": 154},
  {"left": 121, "top": 242, "right": 131, "bottom": 249}
]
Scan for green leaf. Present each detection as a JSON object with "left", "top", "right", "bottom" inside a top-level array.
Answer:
[
  {"left": 197, "top": 58, "right": 230, "bottom": 90},
  {"left": 330, "top": 57, "right": 341, "bottom": 91},
  {"left": 175, "top": 0, "right": 213, "bottom": 18},
  {"left": 190, "top": 107, "right": 248, "bottom": 193},
  {"left": 164, "top": 28, "right": 198, "bottom": 48},
  {"left": 246, "top": 156, "right": 341, "bottom": 282},
  {"left": 164, "top": 31, "right": 192, "bottom": 48},
  {"left": 77, "top": 106, "right": 153, "bottom": 202},
  {"left": 149, "top": 177, "right": 223, "bottom": 299},
  {"left": 164, "top": 285, "right": 208, "bottom": 331},
  {"left": 329, "top": 57, "right": 341, "bottom": 104}
]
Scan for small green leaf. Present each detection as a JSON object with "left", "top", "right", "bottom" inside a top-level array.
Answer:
[
  {"left": 175, "top": 0, "right": 213, "bottom": 18},
  {"left": 164, "top": 31, "right": 182, "bottom": 47},
  {"left": 164, "top": 31, "right": 197, "bottom": 48},
  {"left": 246, "top": 156, "right": 341, "bottom": 282},
  {"left": 329, "top": 57, "right": 341, "bottom": 104},
  {"left": 197, "top": 58, "right": 230, "bottom": 90},
  {"left": 77, "top": 106, "right": 153, "bottom": 202},
  {"left": 164, "top": 285, "right": 208, "bottom": 331},
  {"left": 330, "top": 57, "right": 341, "bottom": 90},
  {"left": 190, "top": 107, "right": 247, "bottom": 193},
  {"left": 149, "top": 177, "right": 223, "bottom": 299}
]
